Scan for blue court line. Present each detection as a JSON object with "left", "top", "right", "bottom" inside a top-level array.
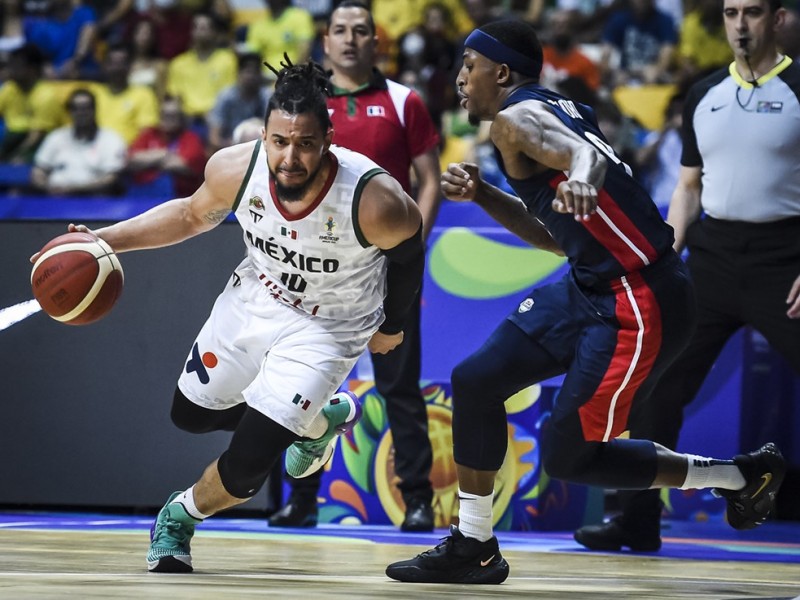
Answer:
[{"left": 1, "top": 512, "right": 798, "bottom": 564}]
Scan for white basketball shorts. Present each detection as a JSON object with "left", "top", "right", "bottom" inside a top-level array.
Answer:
[{"left": 177, "top": 267, "right": 381, "bottom": 437}]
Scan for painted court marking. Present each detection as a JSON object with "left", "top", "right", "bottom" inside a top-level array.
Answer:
[{"left": 0, "top": 300, "right": 41, "bottom": 332}]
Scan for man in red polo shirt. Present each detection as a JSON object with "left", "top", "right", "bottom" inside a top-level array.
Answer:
[
  {"left": 128, "top": 96, "right": 207, "bottom": 198},
  {"left": 268, "top": 0, "right": 442, "bottom": 532}
]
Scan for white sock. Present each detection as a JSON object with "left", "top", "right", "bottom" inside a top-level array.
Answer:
[
  {"left": 679, "top": 455, "right": 746, "bottom": 490},
  {"left": 457, "top": 489, "right": 494, "bottom": 542},
  {"left": 171, "top": 486, "right": 209, "bottom": 520}
]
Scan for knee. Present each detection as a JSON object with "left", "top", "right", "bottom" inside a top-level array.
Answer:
[
  {"left": 541, "top": 421, "right": 591, "bottom": 482},
  {"left": 218, "top": 449, "right": 273, "bottom": 499},
  {"left": 451, "top": 355, "right": 491, "bottom": 406}
]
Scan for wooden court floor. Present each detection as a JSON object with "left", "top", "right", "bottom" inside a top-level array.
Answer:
[{"left": 1, "top": 525, "right": 799, "bottom": 599}]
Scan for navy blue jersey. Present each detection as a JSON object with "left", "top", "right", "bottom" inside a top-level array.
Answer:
[{"left": 495, "top": 84, "right": 674, "bottom": 289}]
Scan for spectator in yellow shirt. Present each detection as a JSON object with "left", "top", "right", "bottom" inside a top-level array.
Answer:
[
  {"left": 93, "top": 44, "right": 160, "bottom": 145},
  {"left": 372, "top": 0, "right": 471, "bottom": 44},
  {"left": 0, "top": 44, "right": 65, "bottom": 163},
  {"left": 245, "top": 0, "right": 315, "bottom": 70},
  {"left": 167, "top": 12, "right": 237, "bottom": 123},
  {"left": 678, "top": 0, "right": 733, "bottom": 80}
]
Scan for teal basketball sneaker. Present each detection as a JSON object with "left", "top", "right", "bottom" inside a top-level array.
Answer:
[
  {"left": 147, "top": 491, "right": 202, "bottom": 573},
  {"left": 285, "top": 391, "right": 361, "bottom": 478}
]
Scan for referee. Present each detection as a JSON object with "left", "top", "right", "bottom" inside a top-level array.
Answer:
[{"left": 576, "top": 0, "right": 800, "bottom": 552}]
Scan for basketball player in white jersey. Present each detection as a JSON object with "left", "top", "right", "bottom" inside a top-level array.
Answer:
[{"left": 37, "top": 61, "right": 424, "bottom": 573}]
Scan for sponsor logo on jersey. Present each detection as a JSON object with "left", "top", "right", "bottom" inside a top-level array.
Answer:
[
  {"left": 249, "top": 210, "right": 263, "bottom": 223},
  {"left": 185, "top": 342, "right": 218, "bottom": 384},
  {"left": 320, "top": 215, "right": 340, "bottom": 243},
  {"left": 757, "top": 101, "right": 783, "bottom": 114},
  {"left": 367, "top": 105, "right": 385, "bottom": 117},
  {"left": 280, "top": 225, "right": 298, "bottom": 240},
  {"left": 291, "top": 393, "right": 311, "bottom": 411},
  {"left": 518, "top": 298, "right": 534, "bottom": 313}
]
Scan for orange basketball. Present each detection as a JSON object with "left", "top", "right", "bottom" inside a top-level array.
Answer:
[{"left": 30, "top": 232, "right": 124, "bottom": 325}]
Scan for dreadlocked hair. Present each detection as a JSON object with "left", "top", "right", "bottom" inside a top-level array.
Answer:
[{"left": 264, "top": 53, "right": 332, "bottom": 131}]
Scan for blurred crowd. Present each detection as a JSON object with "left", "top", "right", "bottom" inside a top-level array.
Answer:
[{"left": 0, "top": 0, "right": 798, "bottom": 202}]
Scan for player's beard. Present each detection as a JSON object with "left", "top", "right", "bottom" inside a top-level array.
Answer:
[{"left": 270, "top": 162, "right": 323, "bottom": 202}]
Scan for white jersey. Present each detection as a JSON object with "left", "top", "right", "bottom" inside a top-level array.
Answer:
[{"left": 232, "top": 141, "right": 388, "bottom": 321}]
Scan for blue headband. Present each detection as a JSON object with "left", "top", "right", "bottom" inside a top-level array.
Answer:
[{"left": 464, "top": 29, "right": 541, "bottom": 78}]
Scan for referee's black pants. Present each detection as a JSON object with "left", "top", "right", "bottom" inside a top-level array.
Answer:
[
  {"left": 614, "top": 216, "right": 800, "bottom": 533},
  {"left": 287, "top": 290, "right": 434, "bottom": 505}
]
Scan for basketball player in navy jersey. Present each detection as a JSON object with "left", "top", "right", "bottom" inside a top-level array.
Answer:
[{"left": 385, "top": 19, "right": 786, "bottom": 585}]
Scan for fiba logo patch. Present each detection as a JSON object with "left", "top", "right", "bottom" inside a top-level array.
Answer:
[
  {"left": 518, "top": 298, "right": 534, "bottom": 313},
  {"left": 185, "top": 342, "right": 218, "bottom": 384},
  {"left": 320, "top": 215, "right": 340, "bottom": 243}
]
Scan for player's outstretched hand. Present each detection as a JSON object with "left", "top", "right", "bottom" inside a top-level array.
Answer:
[
  {"left": 30, "top": 223, "right": 97, "bottom": 263},
  {"left": 441, "top": 162, "right": 482, "bottom": 202},
  {"left": 368, "top": 330, "right": 404, "bottom": 354},
  {"left": 553, "top": 179, "right": 597, "bottom": 221}
]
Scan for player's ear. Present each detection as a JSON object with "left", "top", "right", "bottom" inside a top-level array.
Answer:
[
  {"left": 497, "top": 63, "right": 512, "bottom": 86},
  {"left": 324, "top": 127, "right": 334, "bottom": 148}
]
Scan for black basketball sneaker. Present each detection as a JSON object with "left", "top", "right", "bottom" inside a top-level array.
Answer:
[
  {"left": 385, "top": 526, "right": 509, "bottom": 584},
  {"left": 713, "top": 443, "right": 786, "bottom": 530}
]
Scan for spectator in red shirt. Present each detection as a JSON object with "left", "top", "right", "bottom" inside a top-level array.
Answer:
[
  {"left": 127, "top": 96, "right": 207, "bottom": 197},
  {"left": 139, "top": 0, "right": 193, "bottom": 60}
]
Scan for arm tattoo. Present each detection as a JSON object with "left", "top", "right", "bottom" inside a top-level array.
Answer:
[{"left": 203, "top": 208, "right": 231, "bottom": 225}]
